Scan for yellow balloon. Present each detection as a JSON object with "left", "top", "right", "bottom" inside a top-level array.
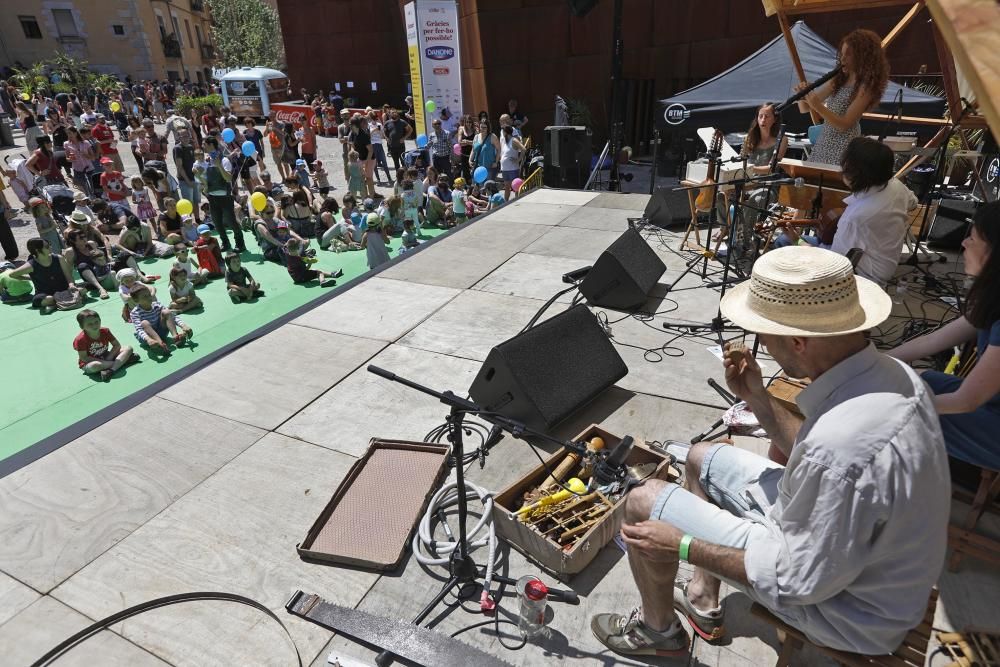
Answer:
[
  {"left": 21, "top": 93, "right": 29, "bottom": 100},
  {"left": 176, "top": 198, "right": 193, "bottom": 216},
  {"left": 110, "top": 101, "right": 121, "bottom": 113},
  {"left": 250, "top": 191, "right": 267, "bottom": 212}
]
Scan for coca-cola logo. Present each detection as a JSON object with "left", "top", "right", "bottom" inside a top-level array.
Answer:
[{"left": 275, "top": 109, "right": 307, "bottom": 123}]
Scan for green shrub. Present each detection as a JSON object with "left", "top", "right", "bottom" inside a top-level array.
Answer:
[{"left": 173, "top": 93, "right": 224, "bottom": 116}]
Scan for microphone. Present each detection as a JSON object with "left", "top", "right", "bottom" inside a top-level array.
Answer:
[
  {"left": 762, "top": 176, "right": 805, "bottom": 187},
  {"left": 774, "top": 65, "right": 842, "bottom": 114},
  {"left": 594, "top": 435, "right": 634, "bottom": 486}
]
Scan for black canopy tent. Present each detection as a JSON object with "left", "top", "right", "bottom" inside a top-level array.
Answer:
[{"left": 656, "top": 21, "right": 945, "bottom": 136}]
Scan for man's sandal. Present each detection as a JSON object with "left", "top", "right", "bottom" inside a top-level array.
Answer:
[{"left": 674, "top": 581, "right": 725, "bottom": 642}]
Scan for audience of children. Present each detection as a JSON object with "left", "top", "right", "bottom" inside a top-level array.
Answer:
[
  {"left": 172, "top": 244, "right": 210, "bottom": 284},
  {"left": 193, "top": 224, "right": 225, "bottom": 277},
  {"left": 285, "top": 238, "right": 342, "bottom": 286}
]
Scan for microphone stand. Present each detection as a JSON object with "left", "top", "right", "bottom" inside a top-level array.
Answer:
[{"left": 365, "top": 365, "right": 590, "bottom": 666}]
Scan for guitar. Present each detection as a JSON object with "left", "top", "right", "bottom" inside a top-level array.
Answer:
[{"left": 694, "top": 129, "right": 724, "bottom": 211}]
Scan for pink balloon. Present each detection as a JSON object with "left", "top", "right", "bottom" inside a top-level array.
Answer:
[
  {"left": 452, "top": 143, "right": 462, "bottom": 156},
  {"left": 512, "top": 178, "right": 524, "bottom": 192}
]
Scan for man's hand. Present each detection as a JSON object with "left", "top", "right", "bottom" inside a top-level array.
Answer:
[
  {"left": 620, "top": 521, "right": 684, "bottom": 563},
  {"left": 723, "top": 342, "right": 765, "bottom": 402}
]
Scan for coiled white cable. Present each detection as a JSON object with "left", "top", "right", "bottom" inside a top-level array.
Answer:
[{"left": 412, "top": 477, "right": 500, "bottom": 602}]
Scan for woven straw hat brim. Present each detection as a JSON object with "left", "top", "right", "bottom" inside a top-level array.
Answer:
[{"left": 720, "top": 274, "right": 892, "bottom": 337}]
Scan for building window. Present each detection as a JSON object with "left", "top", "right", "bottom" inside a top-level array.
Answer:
[
  {"left": 51, "top": 9, "right": 79, "bottom": 37},
  {"left": 156, "top": 15, "right": 167, "bottom": 40},
  {"left": 195, "top": 24, "right": 203, "bottom": 47},
  {"left": 112, "top": 24, "right": 125, "bottom": 36},
  {"left": 184, "top": 19, "right": 192, "bottom": 46},
  {"left": 172, "top": 16, "right": 183, "bottom": 46},
  {"left": 19, "top": 15, "right": 42, "bottom": 39}
]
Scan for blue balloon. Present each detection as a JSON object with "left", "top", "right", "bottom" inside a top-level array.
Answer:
[
  {"left": 474, "top": 166, "right": 488, "bottom": 184},
  {"left": 241, "top": 140, "right": 256, "bottom": 157},
  {"left": 221, "top": 128, "right": 236, "bottom": 143},
  {"left": 415, "top": 133, "right": 428, "bottom": 149}
]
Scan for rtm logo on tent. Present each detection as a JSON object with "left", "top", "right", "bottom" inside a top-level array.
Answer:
[
  {"left": 664, "top": 103, "right": 690, "bottom": 125},
  {"left": 425, "top": 46, "right": 455, "bottom": 60}
]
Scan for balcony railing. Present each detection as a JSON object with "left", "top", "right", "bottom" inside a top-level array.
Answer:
[
  {"left": 200, "top": 44, "right": 215, "bottom": 60},
  {"left": 162, "top": 34, "right": 181, "bottom": 58},
  {"left": 191, "top": 0, "right": 204, "bottom": 11}
]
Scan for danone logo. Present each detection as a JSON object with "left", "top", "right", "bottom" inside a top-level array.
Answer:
[{"left": 425, "top": 46, "right": 454, "bottom": 60}]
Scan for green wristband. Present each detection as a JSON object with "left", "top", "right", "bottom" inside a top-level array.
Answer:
[{"left": 678, "top": 534, "right": 694, "bottom": 563}]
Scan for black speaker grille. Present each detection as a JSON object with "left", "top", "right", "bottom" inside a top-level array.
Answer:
[
  {"left": 604, "top": 228, "right": 665, "bottom": 292},
  {"left": 580, "top": 227, "right": 666, "bottom": 310},
  {"left": 474, "top": 305, "right": 627, "bottom": 429}
]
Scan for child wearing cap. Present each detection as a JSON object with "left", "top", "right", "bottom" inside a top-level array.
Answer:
[
  {"left": 73, "top": 309, "right": 138, "bottom": 381},
  {"left": 29, "top": 197, "right": 63, "bottom": 254},
  {"left": 180, "top": 215, "right": 200, "bottom": 245},
  {"left": 285, "top": 238, "right": 341, "bottom": 286},
  {"left": 294, "top": 159, "right": 310, "bottom": 189},
  {"left": 361, "top": 214, "right": 392, "bottom": 270},
  {"left": 193, "top": 225, "right": 225, "bottom": 277},
  {"left": 225, "top": 251, "right": 263, "bottom": 303},
  {"left": 128, "top": 282, "right": 191, "bottom": 354},
  {"left": 451, "top": 177, "right": 468, "bottom": 225}
]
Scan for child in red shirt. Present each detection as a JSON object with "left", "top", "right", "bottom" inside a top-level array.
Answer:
[
  {"left": 73, "top": 309, "right": 138, "bottom": 381},
  {"left": 99, "top": 159, "right": 130, "bottom": 202},
  {"left": 193, "top": 225, "right": 225, "bottom": 277}
]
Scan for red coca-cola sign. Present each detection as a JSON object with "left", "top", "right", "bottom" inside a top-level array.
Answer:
[{"left": 271, "top": 103, "right": 314, "bottom": 128}]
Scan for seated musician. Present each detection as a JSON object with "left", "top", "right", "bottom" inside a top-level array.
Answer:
[
  {"left": 742, "top": 103, "right": 788, "bottom": 175},
  {"left": 775, "top": 138, "right": 915, "bottom": 282},
  {"left": 890, "top": 202, "right": 1000, "bottom": 476},
  {"left": 591, "top": 246, "right": 948, "bottom": 659}
]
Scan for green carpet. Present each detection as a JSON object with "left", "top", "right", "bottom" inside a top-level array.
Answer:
[{"left": 0, "top": 229, "right": 446, "bottom": 466}]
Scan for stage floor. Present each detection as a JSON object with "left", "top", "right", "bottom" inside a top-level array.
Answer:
[{"left": 0, "top": 188, "right": 996, "bottom": 666}]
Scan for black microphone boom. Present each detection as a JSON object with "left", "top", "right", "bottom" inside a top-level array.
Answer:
[{"left": 774, "top": 65, "right": 842, "bottom": 114}]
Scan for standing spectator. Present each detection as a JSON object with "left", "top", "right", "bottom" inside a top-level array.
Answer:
[
  {"left": 508, "top": 98, "right": 528, "bottom": 132},
  {"left": 202, "top": 136, "right": 246, "bottom": 253},
  {"left": 173, "top": 127, "right": 201, "bottom": 224},
  {"left": 25, "top": 136, "right": 66, "bottom": 185},
  {"left": 385, "top": 109, "right": 412, "bottom": 173},
  {"left": 428, "top": 118, "right": 452, "bottom": 179},
  {"left": 299, "top": 115, "right": 317, "bottom": 169},
  {"left": 328, "top": 89, "right": 344, "bottom": 116},
  {"left": 201, "top": 104, "right": 220, "bottom": 137},
  {"left": 64, "top": 126, "right": 97, "bottom": 195},
  {"left": 350, "top": 115, "right": 376, "bottom": 198},
  {"left": 337, "top": 110, "right": 352, "bottom": 180},
  {"left": 141, "top": 165, "right": 179, "bottom": 211},
  {"left": 499, "top": 123, "right": 526, "bottom": 201},
  {"left": 91, "top": 114, "right": 124, "bottom": 173},
  {"left": 368, "top": 110, "right": 392, "bottom": 184},
  {"left": 456, "top": 114, "right": 476, "bottom": 181},
  {"left": 282, "top": 122, "right": 301, "bottom": 178},
  {"left": 470, "top": 118, "right": 500, "bottom": 182},
  {"left": 137, "top": 118, "right": 168, "bottom": 166},
  {"left": 403, "top": 96, "right": 416, "bottom": 129}
]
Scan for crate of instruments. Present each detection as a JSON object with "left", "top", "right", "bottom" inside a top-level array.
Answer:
[{"left": 492, "top": 424, "right": 678, "bottom": 576}]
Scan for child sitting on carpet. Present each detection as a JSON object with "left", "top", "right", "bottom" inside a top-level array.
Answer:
[
  {"left": 361, "top": 214, "right": 392, "bottom": 270},
  {"left": 224, "top": 252, "right": 263, "bottom": 303},
  {"left": 128, "top": 283, "right": 191, "bottom": 354},
  {"left": 180, "top": 215, "right": 200, "bottom": 245},
  {"left": 168, "top": 267, "right": 203, "bottom": 313},
  {"left": 402, "top": 219, "right": 420, "bottom": 250},
  {"left": 451, "top": 177, "right": 468, "bottom": 225},
  {"left": 400, "top": 179, "right": 423, "bottom": 231},
  {"left": 172, "top": 244, "right": 210, "bottom": 284},
  {"left": 0, "top": 265, "right": 34, "bottom": 303},
  {"left": 117, "top": 268, "right": 156, "bottom": 321},
  {"left": 194, "top": 225, "right": 225, "bottom": 277},
  {"left": 285, "top": 238, "right": 341, "bottom": 286},
  {"left": 73, "top": 309, "right": 138, "bottom": 381}
]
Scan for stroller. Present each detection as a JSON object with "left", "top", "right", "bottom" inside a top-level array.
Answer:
[
  {"left": 42, "top": 183, "right": 76, "bottom": 226},
  {"left": 2, "top": 155, "right": 35, "bottom": 207}
]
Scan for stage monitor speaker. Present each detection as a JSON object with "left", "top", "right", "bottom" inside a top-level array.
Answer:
[
  {"left": 579, "top": 227, "right": 667, "bottom": 311},
  {"left": 544, "top": 125, "right": 591, "bottom": 189},
  {"left": 643, "top": 187, "right": 690, "bottom": 229},
  {"left": 468, "top": 304, "right": 627, "bottom": 431},
  {"left": 927, "top": 199, "right": 977, "bottom": 249}
]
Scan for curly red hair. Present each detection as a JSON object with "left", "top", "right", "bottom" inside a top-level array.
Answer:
[{"left": 833, "top": 29, "right": 889, "bottom": 108}]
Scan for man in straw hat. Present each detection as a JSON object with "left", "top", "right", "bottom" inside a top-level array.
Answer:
[{"left": 592, "top": 246, "right": 949, "bottom": 658}]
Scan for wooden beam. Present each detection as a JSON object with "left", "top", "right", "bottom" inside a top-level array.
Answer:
[
  {"left": 882, "top": 3, "right": 924, "bottom": 50},
  {"left": 776, "top": 11, "right": 820, "bottom": 124},
  {"left": 863, "top": 112, "right": 987, "bottom": 128},
  {"left": 932, "top": 21, "right": 963, "bottom": 122},
  {"left": 762, "top": 0, "right": 916, "bottom": 17},
  {"left": 926, "top": 0, "right": 1000, "bottom": 140}
]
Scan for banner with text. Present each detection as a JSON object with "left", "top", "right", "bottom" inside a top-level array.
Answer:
[
  {"left": 412, "top": 0, "right": 462, "bottom": 138},
  {"left": 404, "top": 2, "right": 426, "bottom": 138}
]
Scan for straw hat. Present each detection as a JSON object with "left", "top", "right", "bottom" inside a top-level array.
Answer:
[
  {"left": 719, "top": 246, "right": 891, "bottom": 337},
  {"left": 70, "top": 210, "right": 92, "bottom": 225}
]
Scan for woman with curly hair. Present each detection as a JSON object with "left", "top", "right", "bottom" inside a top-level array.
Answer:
[{"left": 796, "top": 29, "right": 889, "bottom": 165}]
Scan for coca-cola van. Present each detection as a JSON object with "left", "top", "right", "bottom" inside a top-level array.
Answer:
[{"left": 219, "top": 67, "right": 290, "bottom": 119}]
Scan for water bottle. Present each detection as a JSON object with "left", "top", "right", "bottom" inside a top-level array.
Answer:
[{"left": 516, "top": 576, "right": 548, "bottom": 637}]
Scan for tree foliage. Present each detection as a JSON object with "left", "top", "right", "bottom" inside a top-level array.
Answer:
[
  {"left": 173, "top": 93, "right": 224, "bottom": 116},
  {"left": 11, "top": 52, "right": 124, "bottom": 96},
  {"left": 206, "top": 0, "right": 285, "bottom": 71}
]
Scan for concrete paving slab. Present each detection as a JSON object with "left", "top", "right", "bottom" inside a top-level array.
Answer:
[
  {"left": 51, "top": 433, "right": 376, "bottom": 667},
  {"left": 0, "top": 595, "right": 170, "bottom": 666},
  {"left": 293, "top": 277, "right": 460, "bottom": 341},
  {"left": 0, "top": 571, "right": 39, "bottom": 628},
  {"left": 159, "top": 326, "right": 386, "bottom": 430},
  {"left": 557, "top": 206, "right": 635, "bottom": 232},
  {"left": 587, "top": 193, "right": 652, "bottom": 211},
  {"left": 0, "top": 398, "right": 264, "bottom": 592},
  {"left": 279, "top": 344, "right": 483, "bottom": 457},
  {"left": 480, "top": 202, "right": 577, "bottom": 226},
  {"left": 523, "top": 226, "right": 624, "bottom": 262},
  {"left": 473, "top": 253, "right": 593, "bottom": 303},
  {"left": 380, "top": 241, "right": 521, "bottom": 289},
  {"left": 521, "top": 188, "right": 600, "bottom": 206}
]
